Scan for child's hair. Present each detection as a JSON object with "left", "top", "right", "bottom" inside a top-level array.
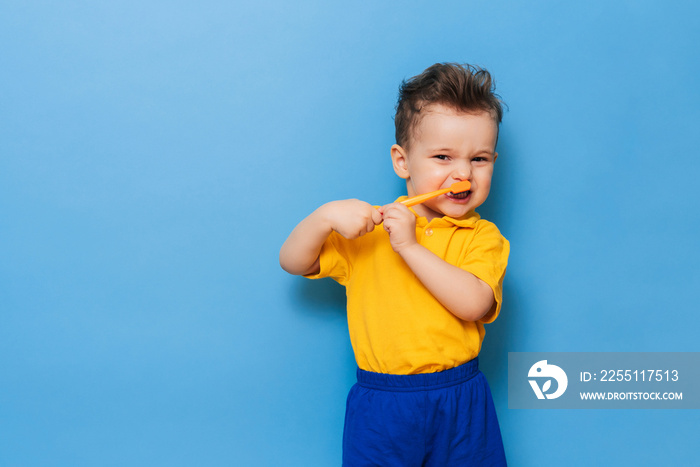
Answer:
[{"left": 394, "top": 63, "right": 504, "bottom": 148}]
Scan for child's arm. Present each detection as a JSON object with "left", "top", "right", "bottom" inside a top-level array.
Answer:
[
  {"left": 381, "top": 202, "right": 495, "bottom": 322},
  {"left": 280, "top": 199, "right": 383, "bottom": 276}
]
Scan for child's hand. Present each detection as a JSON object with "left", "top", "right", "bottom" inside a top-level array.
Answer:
[
  {"left": 380, "top": 202, "right": 417, "bottom": 253},
  {"left": 320, "top": 199, "right": 383, "bottom": 240}
]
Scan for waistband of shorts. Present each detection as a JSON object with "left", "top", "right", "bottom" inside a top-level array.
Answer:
[{"left": 356, "top": 358, "right": 479, "bottom": 392}]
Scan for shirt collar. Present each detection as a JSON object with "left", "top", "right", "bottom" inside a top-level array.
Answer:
[{"left": 394, "top": 196, "right": 481, "bottom": 228}]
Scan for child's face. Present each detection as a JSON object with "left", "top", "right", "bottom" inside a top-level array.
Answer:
[{"left": 391, "top": 104, "right": 499, "bottom": 221}]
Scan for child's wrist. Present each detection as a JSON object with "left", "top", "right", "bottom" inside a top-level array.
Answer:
[
  {"left": 313, "top": 202, "right": 339, "bottom": 234},
  {"left": 393, "top": 239, "right": 420, "bottom": 256}
]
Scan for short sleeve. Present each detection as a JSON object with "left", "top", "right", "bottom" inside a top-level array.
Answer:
[
  {"left": 303, "top": 231, "right": 356, "bottom": 286},
  {"left": 459, "top": 221, "right": 510, "bottom": 324}
]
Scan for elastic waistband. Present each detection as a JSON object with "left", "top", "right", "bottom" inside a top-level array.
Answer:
[{"left": 356, "top": 358, "right": 479, "bottom": 392}]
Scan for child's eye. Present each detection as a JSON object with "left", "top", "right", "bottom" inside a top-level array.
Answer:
[
  {"left": 472, "top": 155, "right": 491, "bottom": 163},
  {"left": 434, "top": 154, "right": 449, "bottom": 160}
]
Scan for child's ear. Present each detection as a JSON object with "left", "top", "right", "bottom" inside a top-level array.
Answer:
[{"left": 391, "top": 144, "right": 410, "bottom": 179}]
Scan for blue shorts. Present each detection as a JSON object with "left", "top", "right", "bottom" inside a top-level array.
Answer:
[{"left": 343, "top": 358, "right": 507, "bottom": 466}]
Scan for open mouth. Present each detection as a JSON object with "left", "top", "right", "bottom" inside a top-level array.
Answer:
[{"left": 448, "top": 190, "right": 471, "bottom": 199}]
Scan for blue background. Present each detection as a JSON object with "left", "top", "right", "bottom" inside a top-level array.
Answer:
[{"left": 2, "top": 1, "right": 699, "bottom": 465}]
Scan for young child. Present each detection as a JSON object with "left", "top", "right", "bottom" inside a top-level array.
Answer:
[{"left": 280, "top": 63, "right": 509, "bottom": 466}]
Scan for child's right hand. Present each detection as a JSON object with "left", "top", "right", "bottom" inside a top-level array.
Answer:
[
  {"left": 319, "top": 199, "right": 383, "bottom": 240},
  {"left": 279, "top": 199, "right": 382, "bottom": 276}
]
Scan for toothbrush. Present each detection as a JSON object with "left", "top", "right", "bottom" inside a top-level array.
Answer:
[{"left": 400, "top": 181, "right": 471, "bottom": 207}]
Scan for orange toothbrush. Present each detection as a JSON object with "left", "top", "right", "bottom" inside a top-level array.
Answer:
[{"left": 400, "top": 181, "right": 471, "bottom": 207}]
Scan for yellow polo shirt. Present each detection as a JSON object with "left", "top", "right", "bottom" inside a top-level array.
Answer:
[{"left": 306, "top": 200, "right": 509, "bottom": 375}]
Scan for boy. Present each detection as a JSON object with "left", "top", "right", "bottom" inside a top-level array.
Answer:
[{"left": 280, "top": 63, "right": 509, "bottom": 466}]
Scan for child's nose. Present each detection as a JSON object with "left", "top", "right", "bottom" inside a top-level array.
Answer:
[{"left": 453, "top": 162, "right": 471, "bottom": 181}]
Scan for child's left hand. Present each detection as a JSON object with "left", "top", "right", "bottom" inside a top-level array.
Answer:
[{"left": 380, "top": 203, "right": 417, "bottom": 253}]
